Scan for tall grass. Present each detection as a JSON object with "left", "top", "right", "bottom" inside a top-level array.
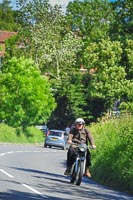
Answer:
[
  {"left": 0, "top": 123, "right": 44, "bottom": 143},
  {"left": 90, "top": 114, "right": 133, "bottom": 194}
]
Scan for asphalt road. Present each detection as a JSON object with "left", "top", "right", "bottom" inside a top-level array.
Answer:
[{"left": 0, "top": 144, "right": 132, "bottom": 200}]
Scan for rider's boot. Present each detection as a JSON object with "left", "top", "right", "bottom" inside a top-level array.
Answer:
[
  {"left": 84, "top": 168, "right": 91, "bottom": 177},
  {"left": 64, "top": 167, "right": 71, "bottom": 175}
]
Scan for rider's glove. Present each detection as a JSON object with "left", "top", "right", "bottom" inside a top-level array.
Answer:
[
  {"left": 91, "top": 144, "right": 96, "bottom": 149},
  {"left": 68, "top": 140, "right": 72, "bottom": 144}
]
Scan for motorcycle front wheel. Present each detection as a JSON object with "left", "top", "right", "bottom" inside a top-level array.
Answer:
[
  {"left": 70, "top": 164, "right": 76, "bottom": 183},
  {"left": 76, "top": 161, "right": 84, "bottom": 186}
]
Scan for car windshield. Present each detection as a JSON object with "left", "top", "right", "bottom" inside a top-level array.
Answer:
[{"left": 49, "top": 131, "right": 62, "bottom": 137}]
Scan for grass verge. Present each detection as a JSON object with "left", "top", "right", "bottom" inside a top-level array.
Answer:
[
  {"left": 90, "top": 114, "right": 133, "bottom": 195},
  {"left": 0, "top": 123, "right": 44, "bottom": 144}
]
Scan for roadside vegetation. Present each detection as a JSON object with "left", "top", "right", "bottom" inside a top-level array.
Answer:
[
  {"left": 0, "top": 0, "right": 133, "bottom": 129},
  {"left": 90, "top": 114, "right": 133, "bottom": 195},
  {"left": 0, "top": 123, "right": 44, "bottom": 144},
  {"left": 0, "top": 114, "right": 132, "bottom": 195}
]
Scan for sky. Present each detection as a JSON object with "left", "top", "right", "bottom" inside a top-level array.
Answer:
[
  {"left": 0, "top": 0, "right": 72, "bottom": 12},
  {"left": 49, "top": 0, "right": 72, "bottom": 11}
]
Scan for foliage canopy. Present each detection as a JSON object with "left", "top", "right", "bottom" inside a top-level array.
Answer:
[
  {"left": 1, "top": 0, "right": 133, "bottom": 128},
  {"left": 0, "top": 57, "right": 56, "bottom": 127}
]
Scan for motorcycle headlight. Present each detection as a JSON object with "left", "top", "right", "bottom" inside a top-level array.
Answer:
[{"left": 79, "top": 144, "right": 88, "bottom": 152}]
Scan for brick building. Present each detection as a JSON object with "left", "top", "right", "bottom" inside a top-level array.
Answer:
[{"left": 0, "top": 30, "right": 17, "bottom": 57}]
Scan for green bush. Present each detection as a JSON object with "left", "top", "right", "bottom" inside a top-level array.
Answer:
[
  {"left": 0, "top": 123, "right": 44, "bottom": 143},
  {"left": 0, "top": 123, "right": 26, "bottom": 143},
  {"left": 90, "top": 114, "right": 133, "bottom": 194},
  {"left": 24, "top": 126, "right": 44, "bottom": 143}
]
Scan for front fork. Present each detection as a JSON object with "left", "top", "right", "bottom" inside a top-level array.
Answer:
[{"left": 75, "top": 153, "right": 87, "bottom": 174}]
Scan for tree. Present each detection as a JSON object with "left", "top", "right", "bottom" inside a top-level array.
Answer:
[
  {"left": 66, "top": 0, "right": 113, "bottom": 39},
  {"left": 110, "top": 0, "right": 133, "bottom": 40},
  {"left": 83, "top": 38, "right": 132, "bottom": 113},
  {"left": 10, "top": 0, "right": 132, "bottom": 125},
  {"left": 109, "top": 0, "right": 133, "bottom": 82},
  {"left": 65, "top": 0, "right": 114, "bottom": 73},
  {"left": 124, "top": 39, "right": 133, "bottom": 80},
  {"left": 12, "top": 0, "right": 83, "bottom": 127},
  {"left": 65, "top": 0, "right": 133, "bottom": 119},
  {"left": 49, "top": 72, "right": 90, "bottom": 128},
  {"left": 16, "top": 0, "right": 82, "bottom": 78},
  {"left": 0, "top": 57, "right": 56, "bottom": 127},
  {"left": 17, "top": 0, "right": 64, "bottom": 66},
  {"left": 0, "top": 0, "right": 18, "bottom": 31}
]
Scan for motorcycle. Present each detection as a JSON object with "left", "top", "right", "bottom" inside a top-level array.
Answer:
[{"left": 70, "top": 142, "right": 88, "bottom": 186}]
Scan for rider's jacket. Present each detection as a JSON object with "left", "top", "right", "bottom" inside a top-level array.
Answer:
[{"left": 68, "top": 127, "right": 95, "bottom": 145}]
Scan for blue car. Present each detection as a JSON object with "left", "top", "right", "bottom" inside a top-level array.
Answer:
[{"left": 44, "top": 129, "right": 69, "bottom": 150}]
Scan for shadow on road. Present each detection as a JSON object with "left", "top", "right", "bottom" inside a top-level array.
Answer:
[
  {"left": 0, "top": 190, "right": 47, "bottom": 200},
  {"left": 9, "top": 166, "right": 131, "bottom": 200}
]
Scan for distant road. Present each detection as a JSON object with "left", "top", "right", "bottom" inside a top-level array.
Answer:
[{"left": 0, "top": 144, "right": 132, "bottom": 200}]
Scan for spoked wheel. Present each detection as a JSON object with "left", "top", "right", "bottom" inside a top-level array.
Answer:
[
  {"left": 70, "top": 165, "right": 76, "bottom": 183},
  {"left": 76, "top": 161, "right": 84, "bottom": 186}
]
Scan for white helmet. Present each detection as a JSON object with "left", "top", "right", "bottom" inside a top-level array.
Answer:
[{"left": 75, "top": 118, "right": 85, "bottom": 124}]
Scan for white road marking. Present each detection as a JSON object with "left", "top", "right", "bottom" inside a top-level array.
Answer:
[
  {"left": 0, "top": 153, "right": 6, "bottom": 156},
  {"left": 0, "top": 149, "right": 62, "bottom": 198},
  {"left": 6, "top": 151, "right": 14, "bottom": 154},
  {"left": 22, "top": 184, "right": 48, "bottom": 198},
  {"left": 0, "top": 149, "right": 61, "bottom": 156},
  {"left": 42, "top": 150, "right": 49, "bottom": 152},
  {"left": 0, "top": 169, "right": 14, "bottom": 178},
  {"left": 0, "top": 150, "right": 58, "bottom": 157}
]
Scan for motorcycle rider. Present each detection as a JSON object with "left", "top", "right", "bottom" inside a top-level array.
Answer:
[{"left": 64, "top": 118, "right": 96, "bottom": 177}]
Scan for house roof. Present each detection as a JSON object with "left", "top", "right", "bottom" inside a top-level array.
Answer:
[{"left": 0, "top": 30, "right": 17, "bottom": 42}]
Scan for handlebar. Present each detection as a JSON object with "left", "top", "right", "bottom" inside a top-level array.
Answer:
[{"left": 70, "top": 142, "right": 95, "bottom": 149}]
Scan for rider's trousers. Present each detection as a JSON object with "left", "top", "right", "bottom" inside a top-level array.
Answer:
[{"left": 66, "top": 145, "right": 91, "bottom": 168}]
